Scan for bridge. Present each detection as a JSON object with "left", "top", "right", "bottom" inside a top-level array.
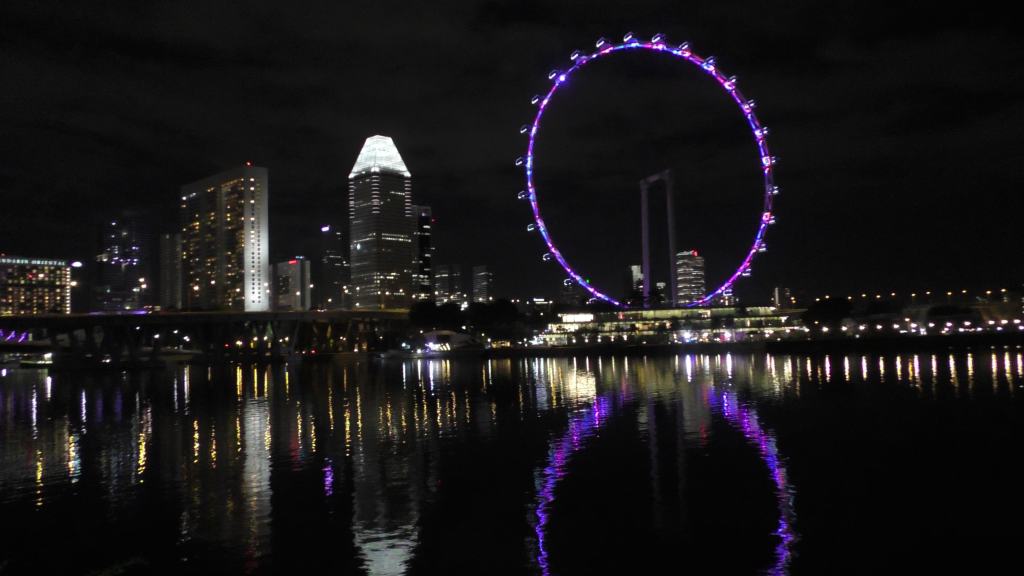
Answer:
[{"left": 0, "top": 309, "right": 408, "bottom": 366}]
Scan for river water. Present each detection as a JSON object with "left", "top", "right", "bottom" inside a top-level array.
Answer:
[{"left": 1, "top": 349, "right": 1022, "bottom": 574}]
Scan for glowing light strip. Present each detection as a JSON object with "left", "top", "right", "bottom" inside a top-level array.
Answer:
[{"left": 522, "top": 35, "right": 776, "bottom": 307}]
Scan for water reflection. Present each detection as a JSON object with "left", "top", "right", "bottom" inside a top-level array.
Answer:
[{"left": 1, "top": 348, "right": 1022, "bottom": 574}]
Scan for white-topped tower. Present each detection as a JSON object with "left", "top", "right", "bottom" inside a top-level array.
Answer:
[{"left": 348, "top": 136, "right": 414, "bottom": 310}]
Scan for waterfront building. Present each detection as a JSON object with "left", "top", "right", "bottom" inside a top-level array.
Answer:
[
  {"left": 348, "top": 135, "right": 415, "bottom": 310},
  {"left": 274, "top": 257, "right": 311, "bottom": 311},
  {"left": 675, "top": 250, "right": 706, "bottom": 305},
  {"left": 180, "top": 164, "right": 270, "bottom": 311},
  {"left": 0, "top": 256, "right": 71, "bottom": 315},
  {"left": 471, "top": 265, "right": 493, "bottom": 303},
  {"left": 412, "top": 206, "right": 434, "bottom": 301},
  {"left": 540, "top": 305, "right": 798, "bottom": 346}
]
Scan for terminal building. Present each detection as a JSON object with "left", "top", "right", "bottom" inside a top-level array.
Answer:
[{"left": 539, "top": 306, "right": 801, "bottom": 346}]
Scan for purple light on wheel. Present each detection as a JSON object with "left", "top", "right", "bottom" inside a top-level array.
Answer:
[{"left": 521, "top": 36, "right": 778, "bottom": 307}]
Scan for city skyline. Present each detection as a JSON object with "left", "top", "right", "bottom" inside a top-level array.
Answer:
[{"left": 0, "top": 3, "right": 1021, "bottom": 303}]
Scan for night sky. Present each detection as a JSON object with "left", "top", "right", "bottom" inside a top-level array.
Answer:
[{"left": 1, "top": 1, "right": 1021, "bottom": 303}]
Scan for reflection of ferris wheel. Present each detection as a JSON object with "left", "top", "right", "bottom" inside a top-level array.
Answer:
[{"left": 518, "top": 32, "right": 778, "bottom": 307}]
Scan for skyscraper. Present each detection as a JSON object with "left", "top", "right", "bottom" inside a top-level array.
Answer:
[
  {"left": 348, "top": 136, "right": 414, "bottom": 310},
  {"left": 772, "top": 286, "right": 792, "bottom": 308},
  {"left": 274, "top": 257, "right": 311, "bottom": 311},
  {"left": 675, "top": 250, "right": 705, "bottom": 305},
  {"left": 318, "top": 225, "right": 350, "bottom": 310},
  {"left": 433, "top": 264, "right": 463, "bottom": 304},
  {"left": 158, "top": 233, "right": 183, "bottom": 310},
  {"left": 412, "top": 205, "right": 434, "bottom": 302},
  {"left": 0, "top": 256, "right": 71, "bottom": 315},
  {"left": 94, "top": 215, "right": 149, "bottom": 311},
  {"left": 180, "top": 164, "right": 270, "bottom": 311},
  {"left": 471, "top": 265, "right": 493, "bottom": 303}
]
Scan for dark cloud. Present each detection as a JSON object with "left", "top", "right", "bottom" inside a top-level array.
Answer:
[{"left": 0, "top": 0, "right": 1021, "bottom": 301}]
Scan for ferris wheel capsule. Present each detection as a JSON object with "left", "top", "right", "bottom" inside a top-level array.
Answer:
[
  {"left": 595, "top": 37, "right": 608, "bottom": 48},
  {"left": 542, "top": 253, "right": 552, "bottom": 262},
  {"left": 515, "top": 157, "right": 525, "bottom": 167},
  {"left": 677, "top": 42, "right": 691, "bottom": 54},
  {"left": 519, "top": 124, "right": 530, "bottom": 135},
  {"left": 570, "top": 50, "right": 582, "bottom": 61},
  {"left": 548, "top": 69, "right": 560, "bottom": 80},
  {"left": 563, "top": 279, "right": 574, "bottom": 286},
  {"left": 517, "top": 190, "right": 529, "bottom": 200},
  {"left": 623, "top": 32, "right": 635, "bottom": 42},
  {"left": 651, "top": 33, "right": 665, "bottom": 44},
  {"left": 527, "top": 223, "right": 536, "bottom": 232}
]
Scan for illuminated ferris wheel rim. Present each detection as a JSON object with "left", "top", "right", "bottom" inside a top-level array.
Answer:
[{"left": 519, "top": 33, "right": 778, "bottom": 308}]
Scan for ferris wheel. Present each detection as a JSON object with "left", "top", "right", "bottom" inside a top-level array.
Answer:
[{"left": 518, "top": 32, "right": 778, "bottom": 307}]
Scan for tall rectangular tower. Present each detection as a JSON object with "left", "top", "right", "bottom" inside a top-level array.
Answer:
[
  {"left": 180, "top": 164, "right": 270, "bottom": 311},
  {"left": 348, "top": 136, "right": 414, "bottom": 310},
  {"left": 412, "top": 205, "right": 434, "bottom": 302},
  {"left": 471, "top": 265, "right": 493, "bottom": 303},
  {"left": 675, "top": 250, "right": 705, "bottom": 305},
  {"left": 158, "top": 233, "right": 183, "bottom": 310},
  {"left": 318, "top": 225, "right": 350, "bottom": 310}
]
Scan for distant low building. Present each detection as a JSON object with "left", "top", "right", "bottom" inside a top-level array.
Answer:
[
  {"left": 274, "top": 257, "right": 311, "bottom": 311},
  {"left": 0, "top": 256, "right": 71, "bottom": 315},
  {"left": 540, "top": 306, "right": 798, "bottom": 346}
]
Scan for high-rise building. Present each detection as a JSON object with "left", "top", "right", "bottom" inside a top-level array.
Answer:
[
  {"left": 471, "top": 265, "right": 493, "bottom": 303},
  {"left": 0, "top": 256, "right": 71, "bottom": 315},
  {"left": 318, "top": 225, "right": 350, "bottom": 310},
  {"left": 94, "top": 216, "right": 150, "bottom": 311},
  {"left": 348, "top": 136, "right": 414, "bottom": 310},
  {"left": 274, "top": 257, "right": 311, "bottom": 311},
  {"left": 772, "top": 286, "right": 792, "bottom": 308},
  {"left": 629, "top": 264, "right": 644, "bottom": 292},
  {"left": 158, "top": 233, "right": 183, "bottom": 310},
  {"left": 412, "top": 205, "right": 434, "bottom": 302},
  {"left": 675, "top": 250, "right": 705, "bottom": 305},
  {"left": 180, "top": 164, "right": 270, "bottom": 311},
  {"left": 433, "top": 264, "right": 463, "bottom": 304}
]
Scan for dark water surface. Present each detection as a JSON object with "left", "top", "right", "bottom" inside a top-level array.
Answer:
[{"left": 1, "top": 350, "right": 1022, "bottom": 575}]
